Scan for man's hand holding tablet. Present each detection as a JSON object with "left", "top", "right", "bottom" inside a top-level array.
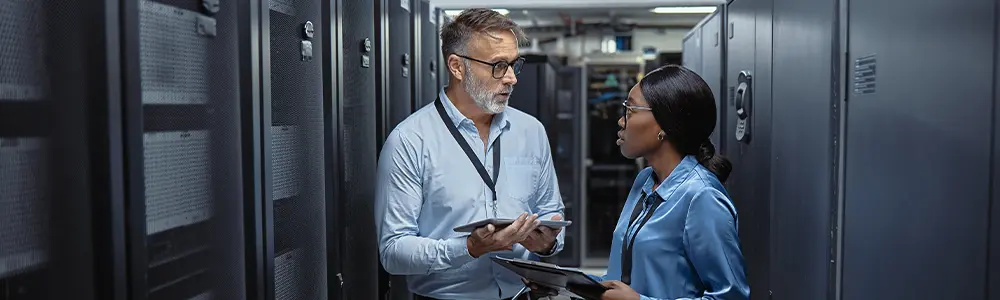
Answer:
[
  {"left": 521, "top": 214, "right": 564, "bottom": 254},
  {"left": 466, "top": 213, "right": 540, "bottom": 258}
]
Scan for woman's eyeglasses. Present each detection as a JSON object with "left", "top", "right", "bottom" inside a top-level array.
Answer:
[
  {"left": 455, "top": 54, "right": 525, "bottom": 79},
  {"left": 621, "top": 102, "right": 652, "bottom": 128}
]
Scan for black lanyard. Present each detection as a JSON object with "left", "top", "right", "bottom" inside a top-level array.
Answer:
[
  {"left": 621, "top": 191, "right": 664, "bottom": 285},
  {"left": 434, "top": 97, "right": 502, "bottom": 217}
]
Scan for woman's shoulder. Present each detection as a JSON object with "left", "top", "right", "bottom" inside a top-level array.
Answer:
[{"left": 686, "top": 165, "right": 728, "bottom": 193}]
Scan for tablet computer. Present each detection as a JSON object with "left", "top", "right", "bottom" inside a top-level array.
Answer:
[
  {"left": 452, "top": 218, "right": 572, "bottom": 233},
  {"left": 490, "top": 257, "right": 606, "bottom": 300}
]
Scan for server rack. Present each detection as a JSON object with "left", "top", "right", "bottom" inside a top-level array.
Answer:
[
  {"left": 376, "top": 0, "right": 413, "bottom": 148},
  {"left": 508, "top": 56, "right": 588, "bottom": 266},
  {"left": 581, "top": 62, "right": 642, "bottom": 265},
  {"left": 766, "top": 0, "right": 837, "bottom": 298},
  {"left": 840, "top": 0, "right": 996, "bottom": 298},
  {"left": 542, "top": 66, "right": 585, "bottom": 267},
  {"left": 124, "top": 0, "right": 248, "bottom": 299},
  {"left": 0, "top": 0, "right": 125, "bottom": 299},
  {"left": 723, "top": 1, "right": 772, "bottom": 298},
  {"left": 436, "top": 10, "right": 451, "bottom": 91},
  {"left": 682, "top": 10, "right": 725, "bottom": 160},
  {"left": 263, "top": 0, "right": 331, "bottom": 298},
  {"left": 682, "top": 27, "right": 703, "bottom": 74},
  {"left": 508, "top": 54, "right": 557, "bottom": 121},
  {"left": 698, "top": 12, "right": 724, "bottom": 149},
  {"left": 412, "top": 0, "right": 440, "bottom": 109},
  {"left": 336, "top": 0, "right": 380, "bottom": 297}
]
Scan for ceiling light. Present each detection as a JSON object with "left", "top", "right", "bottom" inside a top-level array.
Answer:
[
  {"left": 444, "top": 8, "right": 509, "bottom": 16},
  {"left": 650, "top": 6, "right": 717, "bottom": 14}
]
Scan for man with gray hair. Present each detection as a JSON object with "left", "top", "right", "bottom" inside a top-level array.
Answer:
[{"left": 374, "top": 8, "right": 566, "bottom": 300}]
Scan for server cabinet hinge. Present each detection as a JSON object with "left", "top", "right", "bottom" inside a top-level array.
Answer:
[
  {"left": 201, "top": 0, "right": 219, "bottom": 14},
  {"left": 196, "top": 15, "right": 217, "bottom": 37},
  {"left": 361, "top": 38, "right": 372, "bottom": 68},
  {"left": 301, "top": 41, "right": 313, "bottom": 61},
  {"left": 302, "top": 21, "right": 315, "bottom": 39}
]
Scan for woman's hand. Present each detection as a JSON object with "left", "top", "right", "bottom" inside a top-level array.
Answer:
[
  {"left": 600, "top": 280, "right": 641, "bottom": 300},
  {"left": 519, "top": 278, "right": 559, "bottom": 298}
]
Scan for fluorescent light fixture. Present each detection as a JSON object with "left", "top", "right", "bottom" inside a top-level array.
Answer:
[
  {"left": 650, "top": 6, "right": 717, "bottom": 14},
  {"left": 444, "top": 8, "right": 509, "bottom": 16}
]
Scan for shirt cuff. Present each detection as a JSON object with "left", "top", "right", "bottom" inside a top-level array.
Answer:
[
  {"left": 533, "top": 239, "right": 562, "bottom": 257},
  {"left": 445, "top": 236, "right": 475, "bottom": 267}
]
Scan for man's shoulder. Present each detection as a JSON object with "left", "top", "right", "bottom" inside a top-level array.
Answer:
[
  {"left": 390, "top": 105, "right": 439, "bottom": 137},
  {"left": 503, "top": 107, "right": 545, "bottom": 134}
]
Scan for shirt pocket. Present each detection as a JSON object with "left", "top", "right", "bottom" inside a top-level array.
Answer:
[{"left": 503, "top": 156, "right": 541, "bottom": 203}]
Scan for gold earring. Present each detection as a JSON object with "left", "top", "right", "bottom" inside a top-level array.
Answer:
[{"left": 657, "top": 132, "right": 665, "bottom": 141}]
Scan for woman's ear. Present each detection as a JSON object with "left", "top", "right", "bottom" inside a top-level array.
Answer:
[{"left": 447, "top": 55, "right": 464, "bottom": 81}]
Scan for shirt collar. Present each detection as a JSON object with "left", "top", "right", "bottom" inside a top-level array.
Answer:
[
  {"left": 439, "top": 89, "right": 511, "bottom": 130},
  {"left": 641, "top": 155, "right": 699, "bottom": 198}
]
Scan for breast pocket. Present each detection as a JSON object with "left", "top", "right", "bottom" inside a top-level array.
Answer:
[{"left": 503, "top": 157, "right": 541, "bottom": 203}]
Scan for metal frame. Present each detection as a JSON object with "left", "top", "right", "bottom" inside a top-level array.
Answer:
[
  {"left": 716, "top": 4, "right": 727, "bottom": 166},
  {"left": 831, "top": 0, "right": 848, "bottom": 299},
  {"left": 576, "top": 64, "right": 590, "bottom": 267},
  {"left": 376, "top": 0, "right": 390, "bottom": 152},
  {"left": 119, "top": 0, "right": 147, "bottom": 297},
  {"left": 91, "top": 0, "right": 129, "bottom": 298},
  {"left": 990, "top": 1, "right": 1000, "bottom": 296},
  {"left": 991, "top": 1, "right": 1000, "bottom": 297},
  {"left": 328, "top": 0, "right": 346, "bottom": 297},
  {"left": 258, "top": 0, "right": 278, "bottom": 298},
  {"left": 411, "top": 0, "right": 423, "bottom": 111},
  {"left": 242, "top": 0, "right": 267, "bottom": 299}
]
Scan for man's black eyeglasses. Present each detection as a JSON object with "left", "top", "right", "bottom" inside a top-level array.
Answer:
[{"left": 455, "top": 54, "right": 525, "bottom": 79}]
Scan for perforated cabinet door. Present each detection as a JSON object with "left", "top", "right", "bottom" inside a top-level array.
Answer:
[
  {"left": 338, "top": 0, "right": 379, "bottom": 297},
  {"left": 0, "top": 0, "right": 115, "bottom": 299},
  {"left": 266, "top": 0, "right": 328, "bottom": 298},
  {"left": 132, "top": 0, "right": 246, "bottom": 299},
  {"left": 0, "top": 0, "right": 56, "bottom": 296}
]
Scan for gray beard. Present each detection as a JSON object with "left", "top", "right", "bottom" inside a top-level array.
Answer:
[{"left": 462, "top": 63, "right": 510, "bottom": 114}]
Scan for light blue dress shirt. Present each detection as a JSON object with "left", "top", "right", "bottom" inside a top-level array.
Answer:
[
  {"left": 590, "top": 155, "right": 749, "bottom": 300},
  {"left": 374, "top": 90, "right": 566, "bottom": 300}
]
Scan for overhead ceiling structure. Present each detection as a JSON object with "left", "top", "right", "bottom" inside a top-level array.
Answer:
[
  {"left": 431, "top": 0, "right": 724, "bottom": 9},
  {"left": 432, "top": 1, "right": 720, "bottom": 37}
]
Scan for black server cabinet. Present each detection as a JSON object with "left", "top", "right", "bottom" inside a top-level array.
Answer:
[
  {"left": 841, "top": 0, "right": 996, "bottom": 298},
  {"left": 723, "top": 1, "right": 771, "bottom": 299},
  {"left": 682, "top": 27, "right": 703, "bottom": 74},
  {"left": 698, "top": 11, "right": 724, "bottom": 149},
  {"left": 376, "top": 0, "right": 414, "bottom": 297},
  {"left": 508, "top": 55, "right": 556, "bottom": 120},
  {"left": 768, "top": 0, "right": 838, "bottom": 298},
  {"left": 125, "top": 0, "right": 247, "bottom": 299},
  {"left": 264, "top": 0, "right": 330, "bottom": 298},
  {"left": 336, "top": 0, "right": 379, "bottom": 297},
  {"left": 437, "top": 10, "right": 451, "bottom": 91},
  {"left": 376, "top": 0, "right": 413, "bottom": 145},
  {"left": 0, "top": 0, "right": 124, "bottom": 299},
  {"left": 411, "top": 0, "right": 440, "bottom": 109},
  {"left": 540, "top": 67, "right": 584, "bottom": 267}
]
